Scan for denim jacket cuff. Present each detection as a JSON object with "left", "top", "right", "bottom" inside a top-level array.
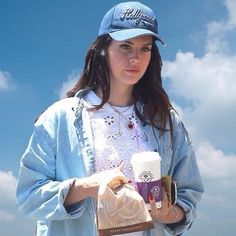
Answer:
[
  {"left": 65, "top": 200, "right": 86, "bottom": 215},
  {"left": 58, "top": 178, "right": 86, "bottom": 218},
  {"left": 164, "top": 200, "right": 194, "bottom": 235}
]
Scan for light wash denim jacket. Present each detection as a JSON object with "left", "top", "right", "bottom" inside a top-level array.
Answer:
[{"left": 16, "top": 89, "right": 203, "bottom": 236}]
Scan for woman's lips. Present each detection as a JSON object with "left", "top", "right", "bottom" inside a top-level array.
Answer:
[{"left": 125, "top": 69, "right": 140, "bottom": 74}]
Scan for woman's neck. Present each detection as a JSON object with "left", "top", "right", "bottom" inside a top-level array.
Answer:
[{"left": 108, "top": 85, "right": 134, "bottom": 106}]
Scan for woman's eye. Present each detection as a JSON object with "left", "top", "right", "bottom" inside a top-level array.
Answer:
[
  {"left": 120, "top": 44, "right": 131, "bottom": 50},
  {"left": 141, "top": 47, "right": 152, "bottom": 52}
]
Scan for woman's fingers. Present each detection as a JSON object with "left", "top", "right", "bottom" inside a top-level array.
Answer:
[
  {"left": 148, "top": 188, "right": 172, "bottom": 222},
  {"left": 149, "top": 193, "right": 159, "bottom": 215},
  {"left": 162, "top": 187, "right": 170, "bottom": 208},
  {"left": 117, "top": 160, "right": 125, "bottom": 171}
]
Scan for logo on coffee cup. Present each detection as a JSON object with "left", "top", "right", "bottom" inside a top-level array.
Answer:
[
  {"left": 138, "top": 171, "right": 153, "bottom": 182},
  {"left": 150, "top": 185, "right": 161, "bottom": 199}
]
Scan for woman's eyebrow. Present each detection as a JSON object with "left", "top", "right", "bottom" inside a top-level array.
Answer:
[
  {"left": 143, "top": 43, "right": 153, "bottom": 46},
  {"left": 124, "top": 41, "right": 153, "bottom": 46}
]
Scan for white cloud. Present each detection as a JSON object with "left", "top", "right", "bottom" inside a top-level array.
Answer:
[
  {"left": 0, "top": 209, "right": 15, "bottom": 222},
  {"left": 162, "top": 1, "right": 236, "bottom": 152},
  {"left": 224, "top": 0, "right": 236, "bottom": 28},
  {"left": 163, "top": 2, "right": 236, "bottom": 234},
  {"left": 57, "top": 70, "right": 80, "bottom": 99},
  {"left": 0, "top": 170, "right": 35, "bottom": 234},
  {"left": 196, "top": 142, "right": 236, "bottom": 179},
  {"left": 0, "top": 71, "right": 14, "bottom": 91},
  {"left": 163, "top": 52, "right": 236, "bottom": 104},
  {"left": 0, "top": 170, "right": 16, "bottom": 202},
  {"left": 163, "top": 51, "right": 236, "bottom": 152},
  {"left": 0, "top": 171, "right": 17, "bottom": 224},
  {"left": 205, "top": 0, "right": 236, "bottom": 53}
]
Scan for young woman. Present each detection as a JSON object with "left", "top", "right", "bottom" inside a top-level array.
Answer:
[{"left": 16, "top": 2, "right": 204, "bottom": 235}]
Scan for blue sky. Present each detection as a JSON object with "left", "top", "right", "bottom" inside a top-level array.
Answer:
[{"left": 0, "top": 0, "right": 236, "bottom": 235}]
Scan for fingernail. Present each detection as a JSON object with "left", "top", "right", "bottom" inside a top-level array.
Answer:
[
  {"left": 148, "top": 193, "right": 154, "bottom": 201},
  {"left": 118, "top": 160, "right": 124, "bottom": 166}
]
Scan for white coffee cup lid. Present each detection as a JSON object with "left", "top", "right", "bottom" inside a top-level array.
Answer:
[{"left": 131, "top": 151, "right": 161, "bottom": 164}]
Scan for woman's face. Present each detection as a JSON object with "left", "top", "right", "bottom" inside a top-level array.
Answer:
[{"left": 107, "top": 35, "right": 153, "bottom": 90}]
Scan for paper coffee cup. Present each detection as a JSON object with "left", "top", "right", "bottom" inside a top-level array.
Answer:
[{"left": 131, "top": 151, "right": 162, "bottom": 209}]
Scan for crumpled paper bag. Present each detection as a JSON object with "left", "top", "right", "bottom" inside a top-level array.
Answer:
[{"left": 98, "top": 176, "right": 154, "bottom": 235}]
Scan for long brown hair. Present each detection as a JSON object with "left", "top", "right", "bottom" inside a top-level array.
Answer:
[{"left": 67, "top": 34, "right": 173, "bottom": 137}]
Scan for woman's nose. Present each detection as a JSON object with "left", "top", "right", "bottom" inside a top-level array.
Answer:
[{"left": 129, "top": 49, "right": 140, "bottom": 63}]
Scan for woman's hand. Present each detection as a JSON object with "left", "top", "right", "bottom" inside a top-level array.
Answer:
[
  {"left": 64, "top": 161, "right": 127, "bottom": 206},
  {"left": 149, "top": 188, "right": 185, "bottom": 224},
  {"left": 149, "top": 187, "right": 171, "bottom": 223},
  {"left": 88, "top": 161, "right": 127, "bottom": 198}
]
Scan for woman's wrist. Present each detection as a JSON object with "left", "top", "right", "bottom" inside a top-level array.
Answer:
[
  {"left": 64, "top": 177, "right": 99, "bottom": 207},
  {"left": 83, "top": 176, "right": 100, "bottom": 198},
  {"left": 166, "top": 205, "right": 179, "bottom": 224},
  {"left": 166, "top": 205, "right": 185, "bottom": 224}
]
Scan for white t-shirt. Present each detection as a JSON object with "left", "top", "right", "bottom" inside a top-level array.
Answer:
[{"left": 84, "top": 91, "right": 152, "bottom": 236}]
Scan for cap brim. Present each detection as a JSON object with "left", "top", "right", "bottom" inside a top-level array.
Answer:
[{"left": 109, "top": 28, "right": 165, "bottom": 45}]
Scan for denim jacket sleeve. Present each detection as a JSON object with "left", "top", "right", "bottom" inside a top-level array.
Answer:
[
  {"left": 16, "top": 100, "right": 87, "bottom": 221},
  {"left": 163, "top": 111, "right": 204, "bottom": 235}
]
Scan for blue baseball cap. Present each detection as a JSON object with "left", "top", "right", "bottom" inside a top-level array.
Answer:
[{"left": 98, "top": 1, "right": 164, "bottom": 45}]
